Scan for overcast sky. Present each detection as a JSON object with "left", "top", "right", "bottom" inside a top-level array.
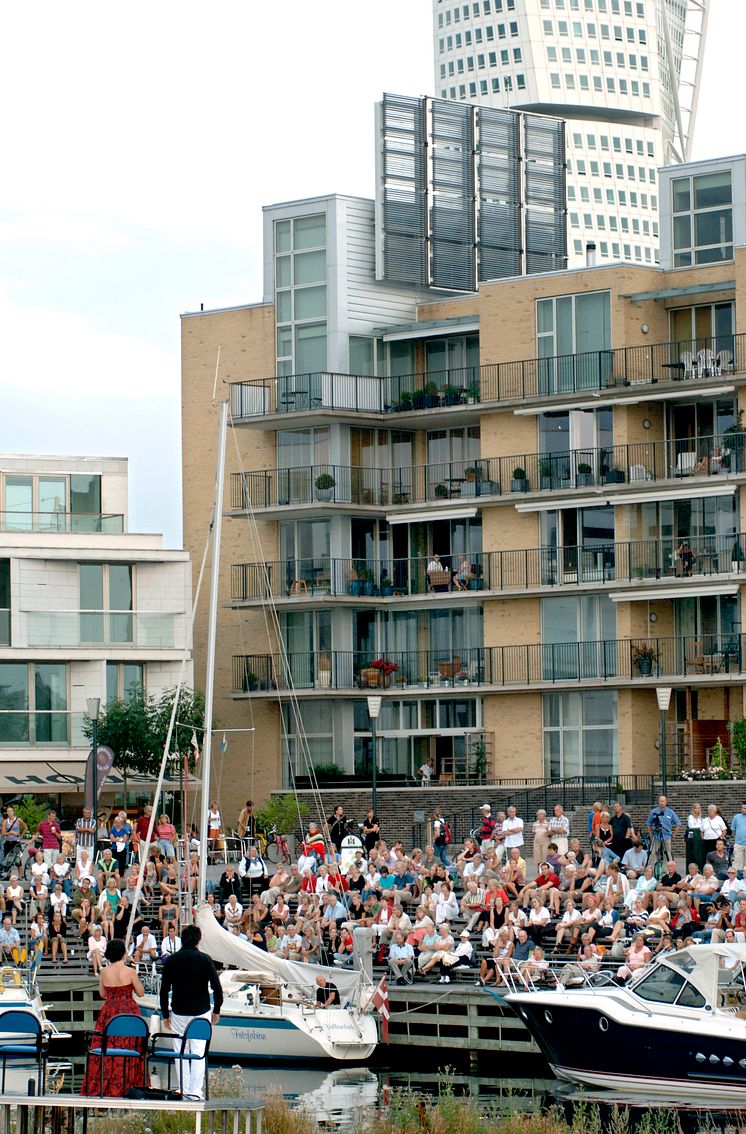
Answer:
[{"left": 1, "top": 1, "right": 744, "bottom": 547}]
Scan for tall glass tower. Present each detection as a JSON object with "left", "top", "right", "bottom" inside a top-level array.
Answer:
[{"left": 432, "top": 0, "right": 709, "bottom": 266}]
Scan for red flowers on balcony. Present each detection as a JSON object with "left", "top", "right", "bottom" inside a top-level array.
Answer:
[{"left": 370, "top": 658, "right": 399, "bottom": 676}]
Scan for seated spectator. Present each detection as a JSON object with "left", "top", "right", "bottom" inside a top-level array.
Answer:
[
  {"left": 705, "top": 838, "right": 730, "bottom": 880},
  {"left": 519, "top": 945, "right": 551, "bottom": 986},
  {"left": 29, "top": 878, "right": 49, "bottom": 918},
  {"left": 30, "top": 912, "right": 48, "bottom": 955},
  {"left": 87, "top": 926, "right": 107, "bottom": 974},
  {"left": 634, "top": 865, "right": 659, "bottom": 909},
  {"left": 158, "top": 894, "right": 180, "bottom": 934},
  {"left": 157, "top": 814, "right": 177, "bottom": 859},
  {"left": 604, "top": 861, "right": 629, "bottom": 906},
  {"left": 617, "top": 933, "right": 651, "bottom": 982},
  {"left": 388, "top": 930, "right": 415, "bottom": 985},
  {"left": 418, "top": 923, "right": 455, "bottom": 978},
  {"left": 645, "top": 893, "right": 671, "bottom": 938},
  {"left": 219, "top": 864, "right": 243, "bottom": 904},
  {"left": 30, "top": 852, "right": 49, "bottom": 889},
  {"left": 133, "top": 925, "right": 159, "bottom": 965},
  {"left": 0, "top": 916, "right": 20, "bottom": 963},
  {"left": 49, "top": 883, "right": 68, "bottom": 921},
  {"left": 621, "top": 840, "right": 648, "bottom": 874},
  {"left": 555, "top": 899, "right": 581, "bottom": 951},
  {"left": 589, "top": 898, "right": 623, "bottom": 946},
  {"left": 691, "top": 863, "right": 720, "bottom": 909},
  {"left": 527, "top": 898, "right": 551, "bottom": 943},
  {"left": 478, "top": 927, "right": 513, "bottom": 987},
  {"left": 95, "top": 848, "right": 120, "bottom": 892},
  {"left": 434, "top": 882, "right": 459, "bottom": 926},
  {"left": 160, "top": 923, "right": 181, "bottom": 958},
  {"left": 519, "top": 862, "right": 560, "bottom": 909},
  {"left": 720, "top": 867, "right": 746, "bottom": 904},
  {"left": 657, "top": 860, "right": 682, "bottom": 896},
  {"left": 417, "top": 926, "right": 442, "bottom": 971},
  {"left": 50, "top": 853, "right": 72, "bottom": 897},
  {"left": 224, "top": 894, "right": 244, "bottom": 931},
  {"left": 48, "top": 910, "right": 67, "bottom": 964},
  {"left": 5, "top": 876, "right": 23, "bottom": 923},
  {"left": 98, "top": 879, "right": 121, "bottom": 914},
  {"left": 438, "top": 929, "right": 475, "bottom": 981}
]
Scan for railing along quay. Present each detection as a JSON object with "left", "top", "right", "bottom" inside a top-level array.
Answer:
[{"left": 229, "top": 331, "right": 746, "bottom": 418}]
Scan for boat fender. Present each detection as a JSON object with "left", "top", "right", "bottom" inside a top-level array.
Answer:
[{"left": 0, "top": 968, "right": 22, "bottom": 988}]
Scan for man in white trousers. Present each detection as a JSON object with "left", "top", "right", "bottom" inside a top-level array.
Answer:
[{"left": 159, "top": 924, "right": 222, "bottom": 1098}]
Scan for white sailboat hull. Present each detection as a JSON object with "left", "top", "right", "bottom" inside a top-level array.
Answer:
[{"left": 139, "top": 995, "right": 377, "bottom": 1062}]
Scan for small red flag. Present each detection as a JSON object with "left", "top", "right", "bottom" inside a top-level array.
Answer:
[{"left": 371, "top": 977, "right": 390, "bottom": 1043}]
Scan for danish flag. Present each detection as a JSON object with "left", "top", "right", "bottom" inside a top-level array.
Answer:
[{"left": 371, "top": 977, "right": 390, "bottom": 1043}]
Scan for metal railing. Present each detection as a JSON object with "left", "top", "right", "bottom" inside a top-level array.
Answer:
[
  {"left": 229, "top": 432, "right": 746, "bottom": 510},
  {"left": 228, "top": 331, "right": 746, "bottom": 418},
  {"left": 231, "top": 533, "right": 746, "bottom": 602},
  {"left": 23, "top": 610, "right": 183, "bottom": 649},
  {"left": 232, "top": 633, "right": 746, "bottom": 693},
  {"left": 0, "top": 512, "right": 124, "bottom": 533}
]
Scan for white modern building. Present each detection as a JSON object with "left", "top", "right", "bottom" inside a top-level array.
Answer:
[
  {"left": 0, "top": 455, "right": 192, "bottom": 798},
  {"left": 432, "top": 0, "right": 709, "bottom": 266}
]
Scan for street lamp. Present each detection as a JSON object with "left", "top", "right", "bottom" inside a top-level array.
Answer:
[
  {"left": 87, "top": 697, "right": 100, "bottom": 854},
  {"left": 656, "top": 687, "right": 672, "bottom": 794},
  {"left": 367, "top": 696, "right": 382, "bottom": 815}
]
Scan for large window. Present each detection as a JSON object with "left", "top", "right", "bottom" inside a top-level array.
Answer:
[
  {"left": 274, "top": 213, "right": 327, "bottom": 377},
  {"left": 353, "top": 698, "right": 482, "bottom": 778},
  {"left": 283, "top": 701, "right": 334, "bottom": 778},
  {"left": 671, "top": 171, "right": 733, "bottom": 267},
  {"left": 1, "top": 472, "right": 108, "bottom": 533},
  {"left": 0, "top": 662, "right": 68, "bottom": 745},
  {"left": 106, "top": 662, "right": 144, "bottom": 704},
  {"left": 80, "top": 563, "right": 133, "bottom": 644},
  {"left": 536, "top": 291, "right": 611, "bottom": 392},
  {"left": 543, "top": 690, "right": 618, "bottom": 778},
  {"left": 542, "top": 594, "right": 616, "bottom": 679},
  {"left": 0, "top": 560, "right": 8, "bottom": 647}
]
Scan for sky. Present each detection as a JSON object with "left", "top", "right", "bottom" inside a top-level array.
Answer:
[{"left": 0, "top": 1, "right": 744, "bottom": 547}]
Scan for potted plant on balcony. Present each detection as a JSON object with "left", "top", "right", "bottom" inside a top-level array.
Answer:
[
  {"left": 434, "top": 482, "right": 449, "bottom": 499},
  {"left": 380, "top": 574, "right": 395, "bottom": 597},
  {"left": 347, "top": 566, "right": 363, "bottom": 597},
  {"left": 632, "top": 642, "right": 659, "bottom": 676},
  {"left": 511, "top": 466, "right": 528, "bottom": 493},
  {"left": 392, "top": 390, "right": 413, "bottom": 412},
  {"left": 466, "top": 384, "right": 480, "bottom": 405},
  {"left": 604, "top": 467, "right": 625, "bottom": 484},
  {"left": 442, "top": 384, "right": 463, "bottom": 406},
  {"left": 576, "top": 461, "right": 594, "bottom": 488},
  {"left": 358, "top": 566, "right": 376, "bottom": 596},
  {"left": 242, "top": 670, "right": 258, "bottom": 692},
  {"left": 424, "top": 381, "right": 441, "bottom": 408},
  {"left": 733, "top": 541, "right": 745, "bottom": 575},
  {"left": 370, "top": 657, "right": 399, "bottom": 688},
  {"left": 314, "top": 472, "right": 336, "bottom": 501},
  {"left": 539, "top": 460, "right": 555, "bottom": 490}
]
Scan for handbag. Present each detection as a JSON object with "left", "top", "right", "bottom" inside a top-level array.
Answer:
[{"left": 125, "top": 1086, "right": 183, "bottom": 1101}]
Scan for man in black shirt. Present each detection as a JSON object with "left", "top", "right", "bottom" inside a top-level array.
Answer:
[
  {"left": 160, "top": 925, "right": 223, "bottom": 1098},
  {"left": 706, "top": 839, "right": 730, "bottom": 880},
  {"left": 327, "top": 806, "right": 348, "bottom": 853},
  {"left": 315, "top": 975, "right": 340, "bottom": 1007},
  {"left": 609, "top": 802, "right": 634, "bottom": 860}
]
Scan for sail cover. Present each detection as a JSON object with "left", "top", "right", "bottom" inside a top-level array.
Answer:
[{"left": 195, "top": 907, "right": 366, "bottom": 1001}]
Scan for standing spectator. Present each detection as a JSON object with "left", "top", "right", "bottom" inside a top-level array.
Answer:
[
  {"left": 418, "top": 758, "right": 434, "bottom": 786},
  {"left": 37, "top": 810, "right": 62, "bottom": 866},
  {"left": 432, "top": 809, "right": 449, "bottom": 866},
  {"left": 548, "top": 805, "right": 570, "bottom": 856},
  {"left": 1, "top": 806, "right": 27, "bottom": 864},
  {"left": 157, "top": 814, "right": 177, "bottom": 859},
  {"left": 609, "top": 801, "right": 634, "bottom": 861},
  {"left": 109, "top": 812, "right": 133, "bottom": 878},
  {"left": 75, "top": 807, "right": 96, "bottom": 863},
  {"left": 731, "top": 801, "right": 746, "bottom": 876},
  {"left": 327, "top": 806, "right": 348, "bottom": 853},
  {"left": 478, "top": 804, "right": 497, "bottom": 853},
  {"left": 502, "top": 806, "right": 524, "bottom": 855},
  {"left": 686, "top": 802, "right": 705, "bottom": 871},
  {"left": 237, "top": 801, "right": 256, "bottom": 842},
  {"left": 532, "top": 810, "right": 550, "bottom": 867},
  {"left": 362, "top": 810, "right": 379, "bottom": 853},
  {"left": 701, "top": 804, "right": 728, "bottom": 861},
  {"left": 207, "top": 801, "right": 223, "bottom": 850},
  {"left": 646, "top": 795, "right": 681, "bottom": 867},
  {"left": 135, "top": 805, "right": 153, "bottom": 847}
]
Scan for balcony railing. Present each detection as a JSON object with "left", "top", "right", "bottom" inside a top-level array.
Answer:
[
  {"left": 231, "top": 534, "right": 746, "bottom": 602},
  {"left": 229, "top": 433, "right": 746, "bottom": 511},
  {"left": 233, "top": 633, "right": 746, "bottom": 693},
  {"left": 0, "top": 512, "right": 125, "bottom": 534},
  {"left": 229, "top": 332, "right": 746, "bottom": 419},
  {"left": 0, "top": 711, "right": 88, "bottom": 747},
  {"left": 24, "top": 610, "right": 182, "bottom": 649}
]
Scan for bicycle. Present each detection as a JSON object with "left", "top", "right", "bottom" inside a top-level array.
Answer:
[{"left": 261, "top": 825, "right": 291, "bottom": 865}]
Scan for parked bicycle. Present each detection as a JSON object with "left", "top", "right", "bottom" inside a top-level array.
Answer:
[{"left": 256, "top": 825, "right": 291, "bottom": 865}]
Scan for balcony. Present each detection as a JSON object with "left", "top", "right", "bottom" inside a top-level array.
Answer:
[
  {"left": 232, "top": 634, "right": 746, "bottom": 695},
  {"left": 0, "top": 512, "right": 124, "bottom": 534},
  {"left": 23, "top": 610, "right": 183, "bottom": 649},
  {"left": 229, "top": 434, "right": 745, "bottom": 514},
  {"left": 230, "top": 534, "right": 746, "bottom": 604},
  {"left": 229, "top": 333, "right": 746, "bottom": 421}
]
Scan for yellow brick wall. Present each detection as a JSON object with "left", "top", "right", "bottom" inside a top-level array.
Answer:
[
  {"left": 181, "top": 304, "right": 283, "bottom": 810},
  {"left": 484, "top": 692, "right": 543, "bottom": 778}
]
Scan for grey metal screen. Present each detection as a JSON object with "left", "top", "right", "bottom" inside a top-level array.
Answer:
[
  {"left": 476, "top": 106, "right": 522, "bottom": 282},
  {"left": 430, "top": 100, "right": 476, "bottom": 291},
  {"left": 524, "top": 114, "right": 567, "bottom": 275},
  {"left": 380, "top": 93, "right": 428, "bottom": 286}
]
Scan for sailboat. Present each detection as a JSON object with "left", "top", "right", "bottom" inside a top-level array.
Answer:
[{"left": 138, "top": 399, "right": 378, "bottom": 1062}]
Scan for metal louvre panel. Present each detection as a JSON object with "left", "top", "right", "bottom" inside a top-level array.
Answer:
[
  {"left": 524, "top": 114, "right": 567, "bottom": 275},
  {"left": 381, "top": 93, "right": 427, "bottom": 285},
  {"left": 430, "top": 101, "right": 474, "bottom": 289},
  {"left": 476, "top": 106, "right": 522, "bottom": 283}
]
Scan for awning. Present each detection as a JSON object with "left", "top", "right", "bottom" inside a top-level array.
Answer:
[
  {"left": 377, "top": 316, "right": 480, "bottom": 342},
  {"left": 514, "top": 384, "right": 735, "bottom": 414},
  {"left": 386, "top": 507, "right": 479, "bottom": 524},
  {"left": 0, "top": 761, "right": 198, "bottom": 794},
  {"left": 606, "top": 484, "right": 736, "bottom": 506},
  {"left": 622, "top": 280, "right": 735, "bottom": 302},
  {"left": 609, "top": 584, "right": 740, "bottom": 602}
]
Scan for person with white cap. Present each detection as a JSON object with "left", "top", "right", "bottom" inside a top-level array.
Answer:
[
  {"left": 437, "top": 928, "right": 475, "bottom": 982},
  {"left": 478, "top": 804, "right": 497, "bottom": 853}
]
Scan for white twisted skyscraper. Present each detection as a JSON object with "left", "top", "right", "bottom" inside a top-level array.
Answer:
[{"left": 432, "top": 0, "right": 708, "bottom": 266}]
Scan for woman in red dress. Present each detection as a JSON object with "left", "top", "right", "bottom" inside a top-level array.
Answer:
[{"left": 82, "top": 938, "right": 148, "bottom": 1097}]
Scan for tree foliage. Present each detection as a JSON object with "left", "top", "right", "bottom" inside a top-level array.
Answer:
[
  {"left": 256, "top": 792, "right": 308, "bottom": 836},
  {"left": 15, "top": 795, "right": 47, "bottom": 833},
  {"left": 82, "top": 688, "right": 206, "bottom": 779}
]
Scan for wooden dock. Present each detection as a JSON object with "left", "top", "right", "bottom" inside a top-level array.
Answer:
[{"left": 386, "top": 985, "right": 537, "bottom": 1057}]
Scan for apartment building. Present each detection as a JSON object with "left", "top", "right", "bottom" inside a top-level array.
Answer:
[
  {"left": 432, "top": 0, "right": 709, "bottom": 266},
  {"left": 0, "top": 455, "right": 192, "bottom": 799},
  {"left": 181, "top": 151, "right": 744, "bottom": 795}
]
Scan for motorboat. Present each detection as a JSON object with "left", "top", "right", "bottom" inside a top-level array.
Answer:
[
  {"left": 139, "top": 908, "right": 378, "bottom": 1062},
  {"left": 502, "top": 944, "right": 746, "bottom": 1102}
]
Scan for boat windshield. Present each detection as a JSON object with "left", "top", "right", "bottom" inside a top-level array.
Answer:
[{"left": 632, "top": 965, "right": 706, "bottom": 1009}]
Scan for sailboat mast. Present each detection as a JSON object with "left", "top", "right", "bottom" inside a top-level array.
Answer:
[{"left": 198, "top": 398, "right": 229, "bottom": 905}]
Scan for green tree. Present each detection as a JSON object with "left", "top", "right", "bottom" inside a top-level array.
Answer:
[{"left": 256, "top": 792, "right": 308, "bottom": 836}]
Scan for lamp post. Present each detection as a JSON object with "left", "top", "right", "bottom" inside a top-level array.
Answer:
[
  {"left": 656, "top": 687, "right": 672, "bottom": 794},
  {"left": 367, "top": 696, "right": 382, "bottom": 815},
  {"left": 86, "top": 697, "right": 100, "bottom": 855}
]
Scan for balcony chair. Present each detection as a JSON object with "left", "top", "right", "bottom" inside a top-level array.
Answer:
[
  {"left": 717, "top": 349, "right": 733, "bottom": 374},
  {"left": 675, "top": 451, "right": 697, "bottom": 477},
  {"left": 428, "top": 568, "right": 451, "bottom": 591},
  {"left": 680, "top": 351, "right": 696, "bottom": 379},
  {"left": 629, "top": 464, "right": 653, "bottom": 482},
  {"left": 697, "top": 348, "right": 715, "bottom": 378},
  {"left": 685, "top": 640, "right": 705, "bottom": 675}
]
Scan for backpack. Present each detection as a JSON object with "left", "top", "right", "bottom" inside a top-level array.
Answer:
[{"left": 443, "top": 820, "right": 453, "bottom": 846}]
